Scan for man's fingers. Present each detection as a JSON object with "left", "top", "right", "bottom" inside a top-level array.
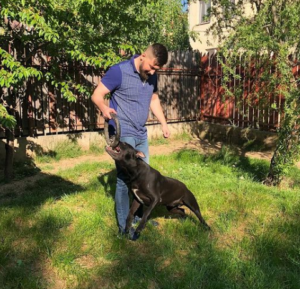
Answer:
[
  {"left": 163, "top": 129, "right": 170, "bottom": 138},
  {"left": 103, "top": 109, "right": 117, "bottom": 120}
]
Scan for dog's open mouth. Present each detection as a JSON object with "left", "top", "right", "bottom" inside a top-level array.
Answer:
[{"left": 106, "top": 145, "right": 121, "bottom": 154}]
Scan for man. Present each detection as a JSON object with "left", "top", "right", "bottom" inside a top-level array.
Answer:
[{"left": 91, "top": 43, "right": 170, "bottom": 234}]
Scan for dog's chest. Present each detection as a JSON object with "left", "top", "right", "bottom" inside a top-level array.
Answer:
[
  {"left": 132, "top": 188, "right": 144, "bottom": 204},
  {"left": 131, "top": 185, "right": 162, "bottom": 205}
]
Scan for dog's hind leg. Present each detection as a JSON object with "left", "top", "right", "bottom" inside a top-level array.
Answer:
[
  {"left": 125, "top": 199, "right": 141, "bottom": 233},
  {"left": 167, "top": 206, "right": 187, "bottom": 219},
  {"left": 183, "top": 191, "right": 210, "bottom": 230}
]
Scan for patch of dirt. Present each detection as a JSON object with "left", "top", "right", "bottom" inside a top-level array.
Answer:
[
  {"left": 45, "top": 154, "right": 112, "bottom": 173},
  {"left": 0, "top": 173, "right": 51, "bottom": 199},
  {"left": 1, "top": 138, "right": 298, "bottom": 194}
]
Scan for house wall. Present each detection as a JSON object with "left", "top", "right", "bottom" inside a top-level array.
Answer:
[
  {"left": 188, "top": 0, "right": 255, "bottom": 53},
  {"left": 188, "top": 0, "right": 219, "bottom": 52}
]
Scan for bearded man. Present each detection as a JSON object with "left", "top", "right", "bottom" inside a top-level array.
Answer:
[{"left": 92, "top": 43, "right": 170, "bottom": 235}]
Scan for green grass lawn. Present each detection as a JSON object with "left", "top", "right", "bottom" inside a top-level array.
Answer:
[{"left": 1, "top": 146, "right": 300, "bottom": 289}]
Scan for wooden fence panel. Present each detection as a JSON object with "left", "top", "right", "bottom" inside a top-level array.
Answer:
[
  {"left": 2, "top": 50, "right": 297, "bottom": 139},
  {"left": 155, "top": 50, "right": 200, "bottom": 123},
  {"left": 199, "top": 52, "right": 289, "bottom": 131}
]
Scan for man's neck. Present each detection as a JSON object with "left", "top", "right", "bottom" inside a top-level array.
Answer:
[{"left": 134, "top": 55, "right": 141, "bottom": 73}]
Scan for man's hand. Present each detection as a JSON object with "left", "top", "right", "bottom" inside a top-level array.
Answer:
[
  {"left": 101, "top": 106, "right": 117, "bottom": 120},
  {"left": 91, "top": 82, "right": 116, "bottom": 119},
  {"left": 162, "top": 124, "right": 170, "bottom": 138}
]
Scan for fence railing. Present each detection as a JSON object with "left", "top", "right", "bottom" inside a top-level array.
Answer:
[
  {"left": 1, "top": 50, "right": 296, "bottom": 139},
  {"left": 198, "top": 53, "right": 289, "bottom": 131}
]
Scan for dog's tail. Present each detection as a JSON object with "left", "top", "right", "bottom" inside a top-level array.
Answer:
[{"left": 183, "top": 190, "right": 210, "bottom": 230}]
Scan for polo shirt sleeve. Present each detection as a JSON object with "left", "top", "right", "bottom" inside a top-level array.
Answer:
[
  {"left": 149, "top": 73, "right": 158, "bottom": 93},
  {"left": 153, "top": 74, "right": 158, "bottom": 93},
  {"left": 101, "top": 65, "right": 122, "bottom": 92}
]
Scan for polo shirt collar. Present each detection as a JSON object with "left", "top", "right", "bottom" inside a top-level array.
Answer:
[{"left": 130, "top": 54, "right": 140, "bottom": 73}]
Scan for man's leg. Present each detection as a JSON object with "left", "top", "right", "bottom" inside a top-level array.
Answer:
[
  {"left": 115, "top": 137, "right": 136, "bottom": 233},
  {"left": 135, "top": 138, "right": 149, "bottom": 165}
]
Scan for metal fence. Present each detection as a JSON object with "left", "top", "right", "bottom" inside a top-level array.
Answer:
[
  {"left": 0, "top": 50, "right": 202, "bottom": 138},
  {"left": 198, "top": 53, "right": 288, "bottom": 131},
  {"left": 1, "top": 50, "right": 296, "bottom": 139}
]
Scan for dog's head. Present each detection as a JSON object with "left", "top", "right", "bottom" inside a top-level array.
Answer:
[{"left": 105, "top": 141, "right": 145, "bottom": 166}]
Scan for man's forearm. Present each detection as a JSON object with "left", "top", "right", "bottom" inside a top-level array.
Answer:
[
  {"left": 150, "top": 95, "right": 167, "bottom": 125},
  {"left": 91, "top": 83, "right": 116, "bottom": 119},
  {"left": 91, "top": 87, "right": 106, "bottom": 111},
  {"left": 150, "top": 94, "right": 170, "bottom": 138}
]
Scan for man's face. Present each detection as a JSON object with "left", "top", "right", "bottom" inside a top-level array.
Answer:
[{"left": 139, "top": 54, "right": 161, "bottom": 81}]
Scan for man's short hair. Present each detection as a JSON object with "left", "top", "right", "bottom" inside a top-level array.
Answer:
[{"left": 150, "top": 43, "right": 168, "bottom": 67}]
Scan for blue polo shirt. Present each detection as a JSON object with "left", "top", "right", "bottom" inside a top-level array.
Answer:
[{"left": 101, "top": 55, "right": 157, "bottom": 139}]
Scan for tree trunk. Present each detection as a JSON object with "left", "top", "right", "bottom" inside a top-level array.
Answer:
[
  {"left": 4, "top": 128, "right": 15, "bottom": 182},
  {"left": 264, "top": 127, "right": 296, "bottom": 186},
  {"left": 264, "top": 150, "right": 279, "bottom": 186}
]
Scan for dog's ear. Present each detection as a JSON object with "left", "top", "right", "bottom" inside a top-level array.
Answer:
[{"left": 136, "top": 151, "right": 145, "bottom": 159}]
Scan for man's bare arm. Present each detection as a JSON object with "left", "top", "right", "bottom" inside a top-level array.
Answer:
[
  {"left": 150, "top": 93, "right": 170, "bottom": 138},
  {"left": 91, "top": 82, "right": 116, "bottom": 119}
]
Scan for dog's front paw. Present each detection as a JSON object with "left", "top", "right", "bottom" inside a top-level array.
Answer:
[
  {"left": 130, "top": 231, "right": 140, "bottom": 241},
  {"left": 125, "top": 227, "right": 139, "bottom": 241}
]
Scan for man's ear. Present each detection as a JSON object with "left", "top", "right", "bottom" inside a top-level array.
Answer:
[
  {"left": 136, "top": 151, "right": 145, "bottom": 159},
  {"left": 140, "top": 52, "right": 147, "bottom": 60}
]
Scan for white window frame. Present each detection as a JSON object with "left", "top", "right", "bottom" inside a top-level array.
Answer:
[{"left": 199, "top": 0, "right": 212, "bottom": 24}]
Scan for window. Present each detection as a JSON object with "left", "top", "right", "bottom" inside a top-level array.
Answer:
[{"left": 199, "top": 0, "right": 211, "bottom": 24}]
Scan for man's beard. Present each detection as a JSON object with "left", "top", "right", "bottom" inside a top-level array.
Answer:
[{"left": 139, "top": 63, "right": 149, "bottom": 81}]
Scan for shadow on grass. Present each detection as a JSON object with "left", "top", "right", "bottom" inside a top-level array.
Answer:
[
  {"left": 0, "top": 158, "right": 42, "bottom": 184},
  {"left": 67, "top": 208, "right": 300, "bottom": 289},
  {"left": 249, "top": 216, "right": 300, "bottom": 288},
  {"left": 0, "top": 173, "right": 85, "bottom": 207},
  {"left": 2, "top": 147, "right": 299, "bottom": 288},
  {"left": 0, "top": 173, "right": 85, "bottom": 288},
  {"left": 174, "top": 147, "right": 270, "bottom": 183},
  {"left": 72, "top": 207, "right": 300, "bottom": 289},
  {"left": 97, "top": 169, "right": 116, "bottom": 200}
]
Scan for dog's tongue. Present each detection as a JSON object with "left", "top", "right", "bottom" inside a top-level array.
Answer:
[{"left": 107, "top": 145, "right": 120, "bottom": 152}]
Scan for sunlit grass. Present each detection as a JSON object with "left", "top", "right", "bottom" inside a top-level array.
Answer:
[
  {"left": 1, "top": 147, "right": 300, "bottom": 289},
  {"left": 149, "top": 132, "right": 193, "bottom": 146},
  {"left": 34, "top": 140, "right": 83, "bottom": 163},
  {"left": 89, "top": 141, "right": 105, "bottom": 155},
  {"left": 149, "top": 137, "right": 170, "bottom": 146},
  {"left": 33, "top": 139, "right": 105, "bottom": 164}
]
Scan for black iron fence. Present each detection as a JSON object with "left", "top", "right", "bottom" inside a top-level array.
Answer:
[{"left": 2, "top": 50, "right": 297, "bottom": 139}]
